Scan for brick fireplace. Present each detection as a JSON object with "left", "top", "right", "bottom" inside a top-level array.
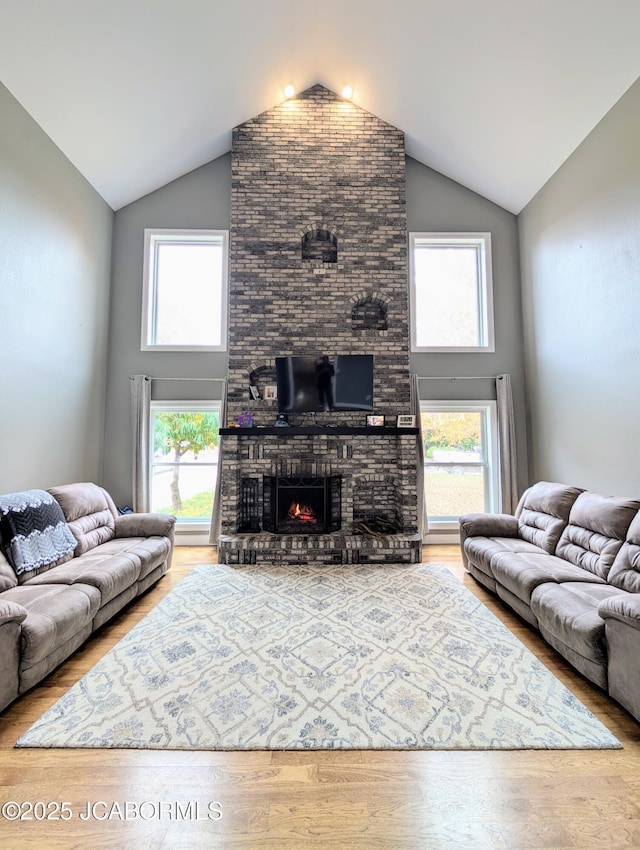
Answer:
[{"left": 217, "top": 84, "right": 421, "bottom": 565}]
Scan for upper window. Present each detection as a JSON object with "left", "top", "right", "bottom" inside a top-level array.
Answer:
[
  {"left": 141, "top": 229, "right": 228, "bottom": 351},
  {"left": 410, "top": 233, "right": 494, "bottom": 352}
]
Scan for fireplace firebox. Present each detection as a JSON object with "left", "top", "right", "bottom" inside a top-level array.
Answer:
[{"left": 263, "top": 475, "right": 341, "bottom": 534}]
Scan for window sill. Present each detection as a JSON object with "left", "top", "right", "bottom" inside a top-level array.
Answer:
[
  {"left": 175, "top": 523, "right": 213, "bottom": 546},
  {"left": 141, "top": 345, "right": 227, "bottom": 352},
  {"left": 424, "top": 530, "right": 460, "bottom": 544},
  {"left": 411, "top": 345, "right": 495, "bottom": 354},
  {"left": 175, "top": 520, "right": 211, "bottom": 530},
  {"left": 426, "top": 520, "right": 460, "bottom": 530}
]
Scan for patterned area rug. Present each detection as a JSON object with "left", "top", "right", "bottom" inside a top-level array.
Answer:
[{"left": 16, "top": 563, "right": 620, "bottom": 750}]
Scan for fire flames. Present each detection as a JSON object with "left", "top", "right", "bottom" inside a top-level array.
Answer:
[{"left": 288, "top": 502, "right": 317, "bottom": 523}]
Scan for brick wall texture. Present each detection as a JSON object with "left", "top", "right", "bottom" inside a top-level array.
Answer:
[
  {"left": 219, "top": 84, "right": 420, "bottom": 563},
  {"left": 227, "top": 83, "right": 410, "bottom": 422}
]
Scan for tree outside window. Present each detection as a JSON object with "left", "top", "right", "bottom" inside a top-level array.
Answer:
[{"left": 150, "top": 404, "right": 220, "bottom": 521}]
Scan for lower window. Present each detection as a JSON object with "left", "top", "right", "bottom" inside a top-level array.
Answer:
[
  {"left": 150, "top": 401, "right": 220, "bottom": 525},
  {"left": 420, "top": 401, "right": 499, "bottom": 529}
]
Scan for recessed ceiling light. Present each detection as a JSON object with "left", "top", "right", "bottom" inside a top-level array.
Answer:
[
  {"left": 283, "top": 84, "right": 295, "bottom": 99},
  {"left": 341, "top": 85, "right": 353, "bottom": 99}
]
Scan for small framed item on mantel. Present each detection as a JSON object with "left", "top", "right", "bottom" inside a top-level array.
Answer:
[
  {"left": 366, "top": 414, "right": 385, "bottom": 427},
  {"left": 396, "top": 414, "right": 416, "bottom": 428}
]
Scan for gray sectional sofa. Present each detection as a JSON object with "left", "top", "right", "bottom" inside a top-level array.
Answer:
[
  {"left": 460, "top": 481, "right": 640, "bottom": 722},
  {"left": 0, "top": 482, "right": 175, "bottom": 713}
]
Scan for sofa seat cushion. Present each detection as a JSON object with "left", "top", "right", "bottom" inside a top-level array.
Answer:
[
  {"left": 2, "top": 583, "right": 100, "bottom": 668},
  {"left": 555, "top": 491, "right": 640, "bottom": 581},
  {"left": 530, "top": 582, "right": 624, "bottom": 668},
  {"left": 22, "top": 553, "right": 140, "bottom": 606},
  {"left": 464, "top": 536, "right": 547, "bottom": 578},
  {"left": 21, "top": 536, "right": 171, "bottom": 604},
  {"left": 491, "top": 551, "right": 606, "bottom": 606},
  {"left": 86, "top": 536, "right": 172, "bottom": 581},
  {"left": 48, "top": 483, "right": 117, "bottom": 556}
]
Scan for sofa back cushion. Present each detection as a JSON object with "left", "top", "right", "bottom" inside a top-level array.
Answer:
[
  {"left": 48, "top": 483, "right": 117, "bottom": 556},
  {"left": 608, "top": 510, "right": 640, "bottom": 592},
  {"left": 556, "top": 492, "right": 640, "bottom": 580},
  {"left": 515, "top": 482, "right": 583, "bottom": 553},
  {"left": 0, "top": 550, "right": 18, "bottom": 591}
]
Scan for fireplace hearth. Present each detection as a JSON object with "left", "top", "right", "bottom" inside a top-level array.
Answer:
[{"left": 263, "top": 475, "right": 341, "bottom": 534}]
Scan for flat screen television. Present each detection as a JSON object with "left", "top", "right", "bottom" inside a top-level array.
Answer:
[{"left": 275, "top": 355, "right": 374, "bottom": 413}]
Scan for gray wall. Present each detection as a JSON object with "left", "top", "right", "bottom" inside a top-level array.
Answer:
[
  {"left": 103, "top": 156, "right": 231, "bottom": 506},
  {"left": 519, "top": 78, "right": 640, "bottom": 498},
  {"left": 103, "top": 150, "right": 527, "bottom": 505},
  {"left": 406, "top": 157, "right": 528, "bottom": 493},
  {"left": 0, "top": 82, "right": 113, "bottom": 493}
]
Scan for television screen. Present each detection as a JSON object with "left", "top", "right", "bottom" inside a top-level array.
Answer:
[{"left": 275, "top": 355, "right": 374, "bottom": 413}]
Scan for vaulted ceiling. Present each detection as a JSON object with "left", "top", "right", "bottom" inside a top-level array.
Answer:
[{"left": 1, "top": 0, "right": 639, "bottom": 213}]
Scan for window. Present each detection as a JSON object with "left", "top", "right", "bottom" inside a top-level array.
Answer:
[
  {"left": 150, "top": 402, "right": 220, "bottom": 525},
  {"left": 141, "top": 229, "right": 228, "bottom": 351},
  {"left": 421, "top": 401, "right": 499, "bottom": 529},
  {"left": 410, "top": 233, "right": 494, "bottom": 351}
]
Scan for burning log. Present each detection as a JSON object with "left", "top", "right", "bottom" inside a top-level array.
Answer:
[{"left": 288, "top": 502, "right": 317, "bottom": 523}]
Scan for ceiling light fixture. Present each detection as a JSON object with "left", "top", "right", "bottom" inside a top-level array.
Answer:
[
  {"left": 341, "top": 85, "right": 353, "bottom": 99},
  {"left": 283, "top": 84, "right": 295, "bottom": 99}
]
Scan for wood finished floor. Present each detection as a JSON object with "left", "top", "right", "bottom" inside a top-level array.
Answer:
[{"left": 1, "top": 545, "right": 639, "bottom": 849}]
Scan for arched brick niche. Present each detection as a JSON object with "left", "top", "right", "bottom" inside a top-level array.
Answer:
[
  {"left": 351, "top": 293, "right": 389, "bottom": 331},
  {"left": 247, "top": 361, "right": 276, "bottom": 401},
  {"left": 352, "top": 474, "right": 404, "bottom": 533},
  {"left": 301, "top": 227, "right": 338, "bottom": 263}
]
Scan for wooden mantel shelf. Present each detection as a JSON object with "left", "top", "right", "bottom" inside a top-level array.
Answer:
[{"left": 219, "top": 425, "right": 419, "bottom": 437}]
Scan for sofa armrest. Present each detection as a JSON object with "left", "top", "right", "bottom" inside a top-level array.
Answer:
[
  {"left": 598, "top": 595, "right": 640, "bottom": 633},
  {"left": 458, "top": 513, "right": 520, "bottom": 572},
  {"left": 0, "top": 600, "right": 28, "bottom": 627},
  {"left": 115, "top": 513, "right": 176, "bottom": 540},
  {"left": 459, "top": 513, "right": 519, "bottom": 539}
]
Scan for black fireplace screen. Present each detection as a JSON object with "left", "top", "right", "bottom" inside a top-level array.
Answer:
[{"left": 263, "top": 475, "right": 341, "bottom": 534}]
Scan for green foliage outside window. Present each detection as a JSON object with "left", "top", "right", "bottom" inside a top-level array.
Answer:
[
  {"left": 421, "top": 411, "right": 481, "bottom": 455},
  {"left": 154, "top": 412, "right": 219, "bottom": 512}
]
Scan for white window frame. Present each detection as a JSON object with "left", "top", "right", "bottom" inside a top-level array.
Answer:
[
  {"left": 141, "top": 228, "right": 228, "bottom": 352},
  {"left": 409, "top": 232, "right": 495, "bottom": 352},
  {"left": 149, "top": 400, "right": 221, "bottom": 531},
  {"left": 421, "top": 399, "right": 500, "bottom": 531}
]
